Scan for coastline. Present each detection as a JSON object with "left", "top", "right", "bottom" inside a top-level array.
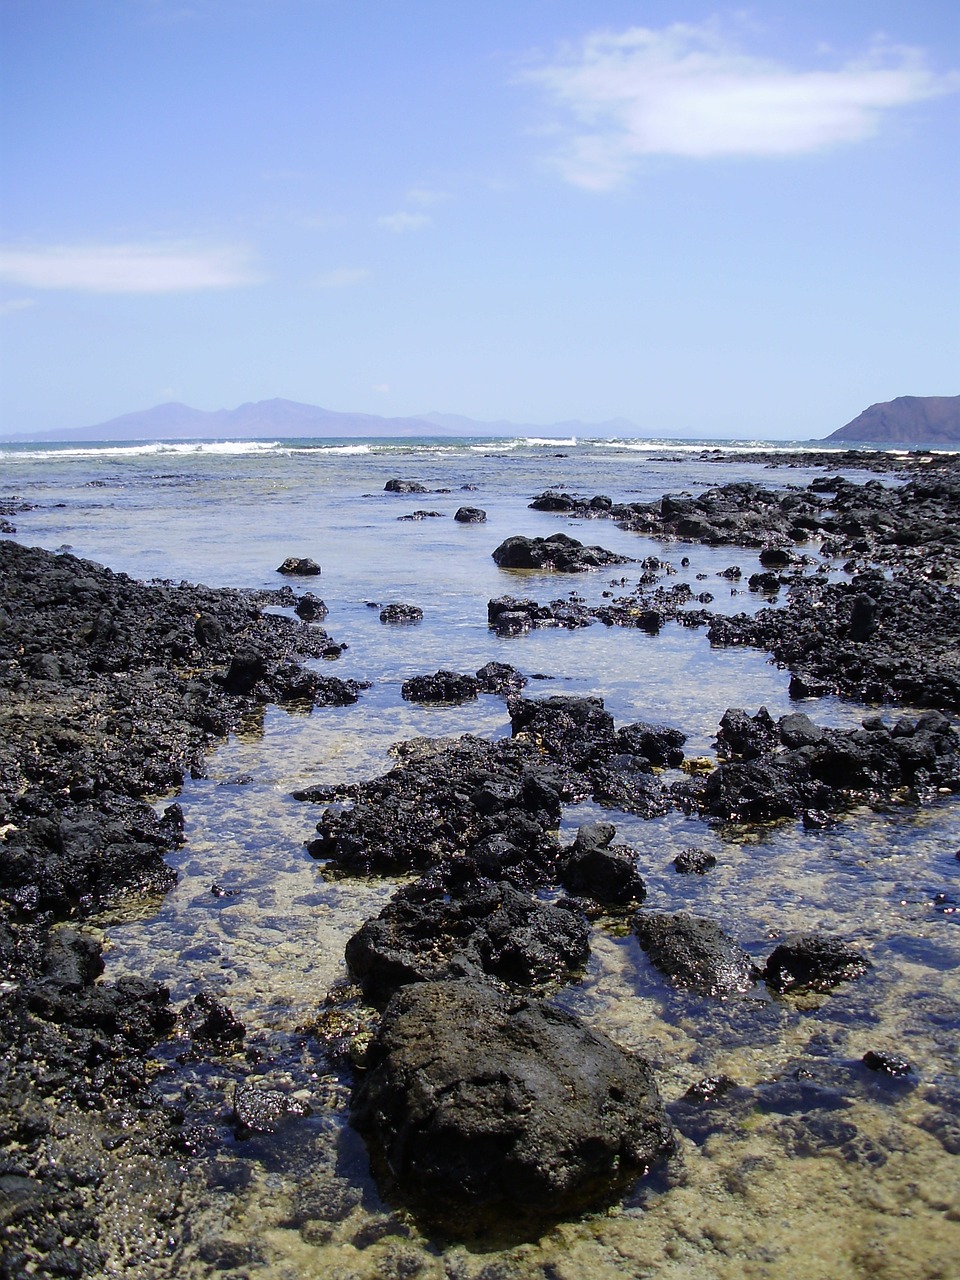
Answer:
[{"left": 1, "top": 445, "right": 958, "bottom": 1277}]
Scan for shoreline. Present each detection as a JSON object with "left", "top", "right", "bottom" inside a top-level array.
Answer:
[{"left": 1, "top": 449, "right": 959, "bottom": 1275}]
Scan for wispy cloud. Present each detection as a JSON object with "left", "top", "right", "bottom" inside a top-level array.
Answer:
[
  {"left": 405, "top": 186, "right": 453, "bottom": 206},
  {"left": 315, "top": 267, "right": 371, "bottom": 288},
  {"left": 525, "top": 23, "right": 959, "bottom": 189},
  {"left": 0, "top": 297, "right": 36, "bottom": 317},
  {"left": 0, "top": 243, "right": 264, "bottom": 293},
  {"left": 377, "top": 211, "right": 433, "bottom": 233}
]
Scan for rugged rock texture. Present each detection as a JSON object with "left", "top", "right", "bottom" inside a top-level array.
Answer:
[
  {"left": 350, "top": 979, "right": 674, "bottom": 1233},
  {"left": 825, "top": 395, "right": 960, "bottom": 445},
  {"left": 378, "top": 601, "right": 423, "bottom": 624},
  {"left": 401, "top": 670, "right": 479, "bottom": 704},
  {"left": 307, "top": 697, "right": 688, "bottom": 882},
  {"left": 0, "top": 539, "right": 358, "bottom": 1274},
  {"left": 559, "top": 823, "right": 647, "bottom": 907},
  {"left": 344, "top": 880, "right": 590, "bottom": 1003},
  {"left": 707, "top": 573, "right": 960, "bottom": 712},
  {"left": 632, "top": 911, "right": 758, "bottom": 997},
  {"left": 686, "top": 707, "right": 960, "bottom": 823},
  {"left": 492, "top": 532, "right": 632, "bottom": 572},
  {"left": 764, "top": 934, "right": 871, "bottom": 993},
  {"left": 0, "top": 540, "right": 353, "bottom": 916},
  {"left": 528, "top": 462, "right": 960, "bottom": 583}
]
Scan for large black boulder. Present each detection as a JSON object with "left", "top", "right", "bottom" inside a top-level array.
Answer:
[
  {"left": 351, "top": 979, "right": 673, "bottom": 1233},
  {"left": 559, "top": 823, "right": 646, "bottom": 907}
]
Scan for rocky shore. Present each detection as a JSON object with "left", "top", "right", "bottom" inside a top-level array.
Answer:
[
  {"left": 2, "top": 449, "right": 959, "bottom": 1275},
  {"left": 0, "top": 540, "right": 357, "bottom": 1276}
]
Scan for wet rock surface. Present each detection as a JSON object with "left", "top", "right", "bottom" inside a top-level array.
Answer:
[
  {"left": 345, "top": 880, "right": 590, "bottom": 1004},
  {"left": 276, "top": 555, "right": 322, "bottom": 575},
  {"left": 350, "top": 978, "right": 674, "bottom": 1234},
  {"left": 379, "top": 601, "right": 424, "bottom": 624},
  {"left": 707, "top": 572, "right": 960, "bottom": 712},
  {"left": 764, "top": 934, "right": 872, "bottom": 993},
  {"left": 401, "top": 669, "right": 480, "bottom": 704},
  {"left": 685, "top": 706, "right": 960, "bottom": 823},
  {"left": 492, "top": 532, "right": 632, "bottom": 572},
  {"left": 632, "top": 911, "right": 758, "bottom": 997},
  {"left": 559, "top": 822, "right": 647, "bottom": 908},
  {"left": 454, "top": 505, "right": 487, "bottom": 523}
]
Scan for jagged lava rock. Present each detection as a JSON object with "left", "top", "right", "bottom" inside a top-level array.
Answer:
[
  {"left": 401, "top": 670, "right": 479, "bottom": 704},
  {"left": 492, "top": 532, "right": 632, "bottom": 572},
  {"left": 345, "top": 880, "right": 589, "bottom": 1003}
]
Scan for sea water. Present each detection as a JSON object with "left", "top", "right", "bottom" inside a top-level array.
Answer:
[{"left": 2, "top": 436, "right": 958, "bottom": 1279}]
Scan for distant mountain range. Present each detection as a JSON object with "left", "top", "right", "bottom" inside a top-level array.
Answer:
[
  {"left": 825, "top": 395, "right": 960, "bottom": 445},
  {"left": 2, "top": 394, "right": 956, "bottom": 444},
  {"left": 0, "top": 398, "right": 657, "bottom": 443}
]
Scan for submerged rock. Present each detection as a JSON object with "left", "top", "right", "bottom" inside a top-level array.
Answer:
[
  {"left": 351, "top": 978, "right": 673, "bottom": 1233},
  {"left": 633, "top": 911, "right": 757, "bottom": 997},
  {"left": 764, "top": 934, "right": 871, "bottom": 993},
  {"left": 673, "top": 847, "right": 717, "bottom": 875},
  {"left": 379, "top": 602, "right": 423, "bottom": 625}
]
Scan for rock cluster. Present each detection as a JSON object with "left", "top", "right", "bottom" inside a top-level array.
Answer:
[{"left": 0, "top": 539, "right": 358, "bottom": 1274}]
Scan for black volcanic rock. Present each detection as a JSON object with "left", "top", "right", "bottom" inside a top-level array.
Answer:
[
  {"left": 826, "top": 395, "right": 960, "bottom": 445},
  {"left": 632, "top": 911, "right": 757, "bottom": 997},
  {"left": 350, "top": 978, "right": 673, "bottom": 1233},
  {"left": 493, "top": 533, "right": 632, "bottom": 572}
]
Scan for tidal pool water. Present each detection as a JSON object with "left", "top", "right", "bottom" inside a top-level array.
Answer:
[{"left": 3, "top": 437, "right": 958, "bottom": 1278}]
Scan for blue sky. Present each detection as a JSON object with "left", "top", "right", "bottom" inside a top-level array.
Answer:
[{"left": 1, "top": 0, "right": 957, "bottom": 438}]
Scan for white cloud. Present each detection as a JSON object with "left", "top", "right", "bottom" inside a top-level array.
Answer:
[
  {"left": 0, "top": 297, "right": 36, "bottom": 316},
  {"left": 405, "top": 186, "right": 453, "bottom": 206},
  {"left": 372, "top": 382, "right": 391, "bottom": 394},
  {"left": 315, "top": 267, "right": 371, "bottom": 288},
  {"left": 0, "top": 243, "right": 264, "bottom": 293},
  {"left": 525, "top": 24, "right": 959, "bottom": 189},
  {"left": 377, "top": 211, "right": 434, "bottom": 233}
]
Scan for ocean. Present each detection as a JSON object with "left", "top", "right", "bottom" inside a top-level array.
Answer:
[{"left": 2, "top": 435, "right": 958, "bottom": 1278}]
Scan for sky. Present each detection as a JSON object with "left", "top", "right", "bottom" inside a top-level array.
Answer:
[{"left": 1, "top": 0, "right": 958, "bottom": 439}]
